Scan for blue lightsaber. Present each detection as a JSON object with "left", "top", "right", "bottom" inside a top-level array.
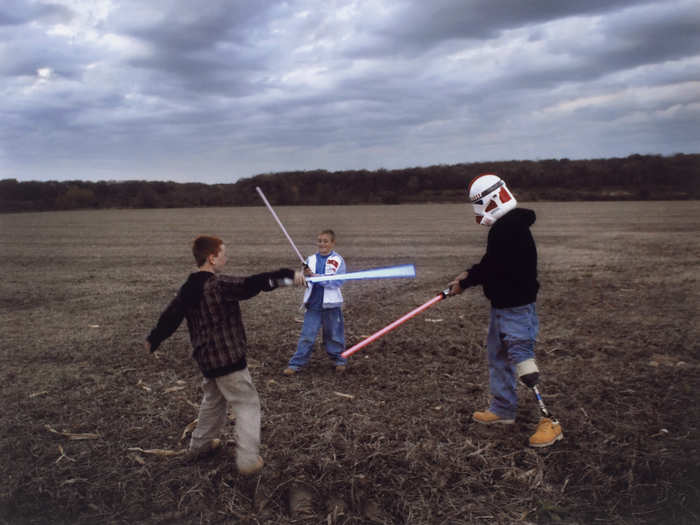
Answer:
[{"left": 305, "top": 264, "right": 416, "bottom": 283}]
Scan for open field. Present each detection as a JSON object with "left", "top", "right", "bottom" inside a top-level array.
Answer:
[{"left": 1, "top": 202, "right": 699, "bottom": 524}]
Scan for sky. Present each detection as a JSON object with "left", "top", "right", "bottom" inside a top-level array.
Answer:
[{"left": 1, "top": 0, "right": 699, "bottom": 183}]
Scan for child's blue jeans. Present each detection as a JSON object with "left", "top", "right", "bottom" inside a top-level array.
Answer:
[
  {"left": 288, "top": 307, "right": 347, "bottom": 370},
  {"left": 486, "top": 303, "right": 539, "bottom": 420}
]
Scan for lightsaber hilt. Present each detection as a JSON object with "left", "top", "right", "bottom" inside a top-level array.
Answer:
[{"left": 255, "top": 186, "right": 307, "bottom": 266}]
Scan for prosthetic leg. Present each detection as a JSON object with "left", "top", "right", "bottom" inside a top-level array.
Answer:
[{"left": 516, "top": 359, "right": 563, "bottom": 447}]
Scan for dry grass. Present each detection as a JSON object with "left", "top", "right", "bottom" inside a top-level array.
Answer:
[{"left": 1, "top": 202, "right": 699, "bottom": 524}]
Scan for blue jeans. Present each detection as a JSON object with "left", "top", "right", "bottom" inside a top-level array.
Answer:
[
  {"left": 288, "top": 307, "right": 346, "bottom": 370},
  {"left": 486, "top": 303, "right": 539, "bottom": 419}
]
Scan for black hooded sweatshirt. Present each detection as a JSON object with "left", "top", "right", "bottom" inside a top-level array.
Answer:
[{"left": 458, "top": 208, "right": 539, "bottom": 308}]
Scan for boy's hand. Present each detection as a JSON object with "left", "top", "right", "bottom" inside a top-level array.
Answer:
[
  {"left": 293, "top": 270, "right": 307, "bottom": 287},
  {"left": 447, "top": 280, "right": 464, "bottom": 296},
  {"left": 447, "top": 271, "right": 468, "bottom": 296},
  {"left": 144, "top": 340, "right": 161, "bottom": 357}
]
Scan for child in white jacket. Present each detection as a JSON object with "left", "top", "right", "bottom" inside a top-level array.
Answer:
[{"left": 284, "top": 230, "right": 347, "bottom": 375}]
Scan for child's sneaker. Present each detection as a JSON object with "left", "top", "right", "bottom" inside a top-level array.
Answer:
[
  {"left": 529, "top": 417, "right": 563, "bottom": 447},
  {"left": 238, "top": 455, "right": 264, "bottom": 476},
  {"left": 283, "top": 367, "right": 297, "bottom": 376},
  {"left": 185, "top": 438, "right": 222, "bottom": 462},
  {"left": 472, "top": 410, "right": 515, "bottom": 425}
]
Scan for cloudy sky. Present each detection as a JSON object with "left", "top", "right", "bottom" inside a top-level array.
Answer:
[{"left": 1, "top": 0, "right": 699, "bottom": 183}]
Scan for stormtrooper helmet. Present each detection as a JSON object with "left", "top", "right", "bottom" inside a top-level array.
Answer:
[{"left": 467, "top": 173, "right": 517, "bottom": 226}]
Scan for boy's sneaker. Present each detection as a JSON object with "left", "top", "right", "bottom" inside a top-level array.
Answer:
[
  {"left": 283, "top": 367, "right": 296, "bottom": 376},
  {"left": 335, "top": 365, "right": 346, "bottom": 374},
  {"left": 185, "top": 438, "right": 222, "bottom": 462},
  {"left": 238, "top": 455, "right": 264, "bottom": 476},
  {"left": 472, "top": 410, "right": 515, "bottom": 425},
  {"left": 529, "top": 418, "right": 563, "bottom": 447}
]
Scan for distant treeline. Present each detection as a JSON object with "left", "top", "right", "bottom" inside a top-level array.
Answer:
[{"left": 1, "top": 153, "right": 698, "bottom": 212}]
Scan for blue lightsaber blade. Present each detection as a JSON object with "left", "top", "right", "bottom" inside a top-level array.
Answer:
[{"left": 305, "top": 264, "right": 416, "bottom": 283}]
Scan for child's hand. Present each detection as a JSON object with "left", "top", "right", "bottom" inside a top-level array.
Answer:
[
  {"left": 303, "top": 266, "right": 314, "bottom": 277},
  {"left": 293, "top": 270, "right": 307, "bottom": 287},
  {"left": 144, "top": 340, "right": 160, "bottom": 358},
  {"left": 447, "top": 271, "right": 468, "bottom": 296},
  {"left": 447, "top": 281, "right": 463, "bottom": 296}
]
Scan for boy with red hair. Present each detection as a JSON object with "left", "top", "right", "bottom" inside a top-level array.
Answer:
[{"left": 145, "top": 235, "right": 304, "bottom": 473}]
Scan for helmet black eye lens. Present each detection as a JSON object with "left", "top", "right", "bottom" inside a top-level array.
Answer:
[{"left": 474, "top": 199, "right": 483, "bottom": 205}]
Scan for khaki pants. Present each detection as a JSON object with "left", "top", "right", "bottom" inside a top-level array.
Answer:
[{"left": 190, "top": 367, "right": 261, "bottom": 470}]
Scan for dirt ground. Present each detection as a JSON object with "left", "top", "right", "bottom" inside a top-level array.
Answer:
[{"left": 1, "top": 202, "right": 698, "bottom": 524}]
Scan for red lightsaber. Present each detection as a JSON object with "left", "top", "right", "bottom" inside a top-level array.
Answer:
[{"left": 341, "top": 288, "right": 451, "bottom": 358}]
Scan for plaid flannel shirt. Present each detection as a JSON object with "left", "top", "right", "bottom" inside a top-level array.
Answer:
[{"left": 147, "top": 271, "right": 283, "bottom": 378}]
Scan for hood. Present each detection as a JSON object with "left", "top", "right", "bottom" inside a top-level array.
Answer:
[{"left": 499, "top": 207, "right": 536, "bottom": 228}]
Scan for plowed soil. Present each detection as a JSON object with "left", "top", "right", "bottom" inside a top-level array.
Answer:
[{"left": 1, "top": 202, "right": 698, "bottom": 524}]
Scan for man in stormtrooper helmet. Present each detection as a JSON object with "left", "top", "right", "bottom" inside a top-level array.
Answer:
[{"left": 447, "top": 174, "right": 563, "bottom": 447}]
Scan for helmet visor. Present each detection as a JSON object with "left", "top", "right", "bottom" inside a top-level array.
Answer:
[{"left": 469, "top": 179, "right": 503, "bottom": 204}]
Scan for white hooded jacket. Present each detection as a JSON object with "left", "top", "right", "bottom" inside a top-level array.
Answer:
[{"left": 302, "top": 251, "right": 345, "bottom": 308}]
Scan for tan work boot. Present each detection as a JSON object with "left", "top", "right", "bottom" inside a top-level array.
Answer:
[
  {"left": 238, "top": 455, "right": 264, "bottom": 475},
  {"left": 472, "top": 410, "right": 515, "bottom": 425},
  {"left": 283, "top": 367, "right": 297, "bottom": 376},
  {"left": 529, "top": 417, "right": 563, "bottom": 447}
]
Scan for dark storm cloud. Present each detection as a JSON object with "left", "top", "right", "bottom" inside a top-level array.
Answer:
[
  {"left": 118, "top": 0, "right": 274, "bottom": 51},
  {"left": 0, "top": 2, "right": 81, "bottom": 79},
  {"left": 605, "top": 7, "right": 700, "bottom": 65},
  {"left": 363, "top": 1, "right": 699, "bottom": 86},
  {"left": 0, "top": 0, "right": 71, "bottom": 26},
  {"left": 115, "top": 0, "right": 280, "bottom": 95},
  {"left": 358, "top": 0, "right": 658, "bottom": 53},
  {"left": 484, "top": 6, "right": 700, "bottom": 92}
]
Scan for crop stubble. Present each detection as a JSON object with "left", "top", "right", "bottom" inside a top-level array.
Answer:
[{"left": 0, "top": 202, "right": 698, "bottom": 524}]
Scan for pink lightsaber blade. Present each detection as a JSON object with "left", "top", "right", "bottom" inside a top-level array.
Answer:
[
  {"left": 341, "top": 288, "right": 450, "bottom": 358},
  {"left": 256, "top": 186, "right": 306, "bottom": 266}
]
